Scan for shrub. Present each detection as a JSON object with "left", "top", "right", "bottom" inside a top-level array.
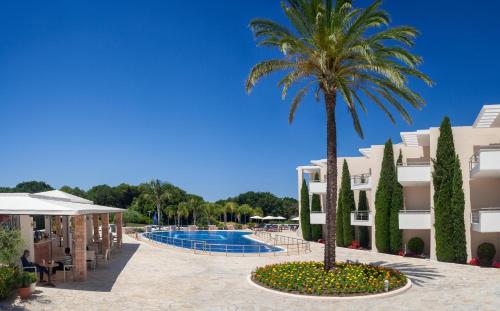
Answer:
[
  {"left": 235, "top": 223, "right": 242, "bottom": 230},
  {"left": 0, "top": 266, "right": 19, "bottom": 299},
  {"left": 252, "top": 261, "right": 407, "bottom": 296},
  {"left": 247, "top": 222, "right": 256, "bottom": 229},
  {"left": 407, "top": 237, "right": 424, "bottom": 255},
  {"left": 0, "top": 228, "right": 24, "bottom": 265},
  {"left": 477, "top": 243, "right": 496, "bottom": 267},
  {"left": 16, "top": 271, "right": 37, "bottom": 288},
  {"left": 123, "top": 209, "right": 149, "bottom": 225}
]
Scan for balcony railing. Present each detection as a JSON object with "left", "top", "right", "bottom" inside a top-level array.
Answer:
[
  {"left": 351, "top": 174, "right": 370, "bottom": 186},
  {"left": 469, "top": 147, "right": 500, "bottom": 176},
  {"left": 350, "top": 211, "right": 372, "bottom": 226},
  {"left": 398, "top": 210, "right": 431, "bottom": 229},
  {"left": 397, "top": 162, "right": 431, "bottom": 186},
  {"left": 352, "top": 211, "right": 369, "bottom": 221},
  {"left": 471, "top": 207, "right": 500, "bottom": 232}
]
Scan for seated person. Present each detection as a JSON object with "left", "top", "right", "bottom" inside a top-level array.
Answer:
[
  {"left": 20, "top": 249, "right": 47, "bottom": 282},
  {"left": 54, "top": 248, "right": 72, "bottom": 273}
]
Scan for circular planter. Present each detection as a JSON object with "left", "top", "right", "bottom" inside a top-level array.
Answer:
[
  {"left": 18, "top": 287, "right": 32, "bottom": 299},
  {"left": 247, "top": 275, "right": 412, "bottom": 300}
]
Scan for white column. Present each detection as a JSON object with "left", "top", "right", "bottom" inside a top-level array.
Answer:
[{"left": 20, "top": 215, "right": 34, "bottom": 257}]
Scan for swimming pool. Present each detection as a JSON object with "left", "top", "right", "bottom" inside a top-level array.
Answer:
[{"left": 143, "top": 230, "right": 283, "bottom": 253}]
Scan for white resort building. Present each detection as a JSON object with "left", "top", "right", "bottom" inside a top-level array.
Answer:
[{"left": 297, "top": 105, "right": 500, "bottom": 261}]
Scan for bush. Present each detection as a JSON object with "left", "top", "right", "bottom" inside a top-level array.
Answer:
[
  {"left": 477, "top": 243, "right": 496, "bottom": 267},
  {"left": 16, "top": 271, "right": 37, "bottom": 288},
  {"left": 408, "top": 237, "right": 424, "bottom": 255},
  {"left": 247, "top": 222, "right": 256, "bottom": 229},
  {"left": 0, "top": 266, "right": 19, "bottom": 299},
  {"left": 0, "top": 228, "right": 24, "bottom": 265},
  {"left": 235, "top": 223, "right": 242, "bottom": 230},
  {"left": 123, "top": 209, "right": 149, "bottom": 225},
  {"left": 252, "top": 261, "right": 407, "bottom": 296}
]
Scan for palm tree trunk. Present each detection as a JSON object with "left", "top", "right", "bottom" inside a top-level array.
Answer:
[
  {"left": 324, "top": 90, "right": 338, "bottom": 271},
  {"left": 224, "top": 212, "right": 227, "bottom": 225},
  {"left": 156, "top": 201, "right": 161, "bottom": 226}
]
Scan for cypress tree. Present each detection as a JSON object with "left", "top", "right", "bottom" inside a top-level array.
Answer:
[
  {"left": 390, "top": 150, "right": 403, "bottom": 253},
  {"left": 375, "top": 139, "right": 395, "bottom": 253},
  {"left": 433, "top": 117, "right": 456, "bottom": 262},
  {"left": 340, "top": 160, "right": 355, "bottom": 246},
  {"left": 451, "top": 155, "right": 467, "bottom": 263},
  {"left": 310, "top": 194, "right": 322, "bottom": 241},
  {"left": 300, "top": 179, "right": 311, "bottom": 241},
  {"left": 358, "top": 191, "right": 370, "bottom": 248},
  {"left": 336, "top": 191, "right": 344, "bottom": 247}
]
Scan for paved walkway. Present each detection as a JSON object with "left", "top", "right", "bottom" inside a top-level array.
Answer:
[{"left": 2, "top": 234, "right": 499, "bottom": 311}]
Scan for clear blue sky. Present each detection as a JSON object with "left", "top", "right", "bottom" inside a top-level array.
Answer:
[{"left": 0, "top": 1, "right": 499, "bottom": 201}]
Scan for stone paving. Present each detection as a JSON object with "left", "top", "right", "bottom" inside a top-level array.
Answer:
[{"left": 2, "top": 233, "right": 499, "bottom": 311}]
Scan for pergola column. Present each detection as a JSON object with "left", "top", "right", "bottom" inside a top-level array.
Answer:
[
  {"left": 74, "top": 215, "right": 87, "bottom": 281},
  {"left": 55, "top": 216, "right": 62, "bottom": 235},
  {"left": 102, "top": 214, "right": 110, "bottom": 253},
  {"left": 115, "top": 213, "right": 123, "bottom": 246},
  {"left": 93, "top": 214, "right": 100, "bottom": 242}
]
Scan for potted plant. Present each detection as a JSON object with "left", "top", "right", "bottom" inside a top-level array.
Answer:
[{"left": 16, "top": 271, "right": 37, "bottom": 299}]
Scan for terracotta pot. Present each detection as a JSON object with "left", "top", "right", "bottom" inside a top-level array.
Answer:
[{"left": 18, "top": 287, "right": 32, "bottom": 299}]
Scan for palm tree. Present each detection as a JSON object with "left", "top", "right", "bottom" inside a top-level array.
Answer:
[
  {"left": 202, "top": 203, "right": 221, "bottom": 226},
  {"left": 145, "top": 179, "right": 171, "bottom": 226},
  {"left": 240, "top": 204, "right": 253, "bottom": 224},
  {"left": 222, "top": 202, "right": 237, "bottom": 226},
  {"left": 187, "top": 197, "right": 203, "bottom": 225},
  {"left": 246, "top": 0, "right": 431, "bottom": 270},
  {"left": 176, "top": 202, "right": 189, "bottom": 227}
]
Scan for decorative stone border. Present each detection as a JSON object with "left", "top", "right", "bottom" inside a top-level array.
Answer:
[{"left": 247, "top": 274, "right": 412, "bottom": 300}]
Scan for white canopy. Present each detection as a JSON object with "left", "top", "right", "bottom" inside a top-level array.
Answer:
[
  {"left": 290, "top": 217, "right": 299, "bottom": 221},
  {"left": 262, "top": 216, "right": 276, "bottom": 220},
  {"left": 0, "top": 192, "right": 124, "bottom": 216},
  {"left": 250, "top": 216, "right": 263, "bottom": 220},
  {"left": 274, "top": 216, "right": 286, "bottom": 220}
]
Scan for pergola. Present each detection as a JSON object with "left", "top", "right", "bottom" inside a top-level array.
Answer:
[{"left": 0, "top": 190, "right": 125, "bottom": 281}]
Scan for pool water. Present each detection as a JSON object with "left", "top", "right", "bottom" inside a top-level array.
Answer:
[{"left": 143, "top": 230, "right": 282, "bottom": 253}]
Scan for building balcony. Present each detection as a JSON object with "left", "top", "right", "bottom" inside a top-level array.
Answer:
[
  {"left": 350, "top": 211, "right": 372, "bottom": 226},
  {"left": 471, "top": 208, "right": 500, "bottom": 232},
  {"left": 397, "top": 162, "right": 431, "bottom": 186},
  {"left": 469, "top": 148, "right": 500, "bottom": 178},
  {"left": 309, "top": 181, "right": 326, "bottom": 194},
  {"left": 350, "top": 174, "right": 372, "bottom": 190},
  {"left": 399, "top": 210, "right": 431, "bottom": 230},
  {"left": 310, "top": 211, "right": 325, "bottom": 224}
]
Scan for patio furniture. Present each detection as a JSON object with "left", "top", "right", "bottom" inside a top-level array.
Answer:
[
  {"left": 86, "top": 251, "right": 96, "bottom": 271},
  {"left": 96, "top": 249, "right": 110, "bottom": 265},
  {"left": 40, "top": 261, "right": 58, "bottom": 287},
  {"left": 63, "top": 263, "right": 75, "bottom": 282}
]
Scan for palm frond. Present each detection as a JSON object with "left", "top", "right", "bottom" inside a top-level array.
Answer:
[
  {"left": 245, "top": 60, "right": 295, "bottom": 93},
  {"left": 289, "top": 85, "right": 309, "bottom": 124}
]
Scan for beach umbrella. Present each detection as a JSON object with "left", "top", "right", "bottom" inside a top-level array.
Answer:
[
  {"left": 275, "top": 216, "right": 286, "bottom": 220},
  {"left": 250, "top": 216, "right": 263, "bottom": 220},
  {"left": 262, "top": 216, "right": 275, "bottom": 220},
  {"left": 290, "top": 216, "right": 299, "bottom": 221}
]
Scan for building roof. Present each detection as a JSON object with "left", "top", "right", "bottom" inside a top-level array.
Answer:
[
  {"left": 473, "top": 104, "right": 500, "bottom": 128},
  {"left": 0, "top": 191, "right": 124, "bottom": 216}
]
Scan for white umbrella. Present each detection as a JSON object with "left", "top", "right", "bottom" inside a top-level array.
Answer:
[
  {"left": 250, "top": 216, "right": 263, "bottom": 220},
  {"left": 290, "top": 216, "right": 299, "bottom": 221},
  {"left": 262, "top": 216, "right": 275, "bottom": 220},
  {"left": 275, "top": 216, "right": 286, "bottom": 220}
]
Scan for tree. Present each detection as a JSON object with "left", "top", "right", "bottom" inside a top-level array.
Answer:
[
  {"left": 451, "top": 155, "right": 467, "bottom": 263},
  {"left": 203, "top": 203, "right": 221, "bottom": 226},
  {"left": 390, "top": 150, "right": 403, "bottom": 253},
  {"left": 87, "top": 185, "right": 118, "bottom": 206},
  {"left": 176, "top": 202, "right": 189, "bottom": 226},
  {"left": 0, "top": 228, "right": 23, "bottom": 265},
  {"left": 246, "top": 0, "right": 431, "bottom": 270},
  {"left": 13, "top": 181, "right": 53, "bottom": 193},
  {"left": 300, "top": 179, "right": 311, "bottom": 241},
  {"left": 239, "top": 204, "right": 253, "bottom": 224},
  {"left": 60, "top": 186, "right": 87, "bottom": 199},
  {"left": 339, "top": 160, "right": 354, "bottom": 246},
  {"left": 223, "top": 202, "right": 237, "bottom": 225},
  {"left": 187, "top": 196, "right": 204, "bottom": 226},
  {"left": 357, "top": 191, "right": 370, "bottom": 248},
  {"left": 432, "top": 117, "right": 456, "bottom": 262},
  {"left": 336, "top": 192, "right": 344, "bottom": 247},
  {"left": 375, "top": 139, "right": 395, "bottom": 253},
  {"left": 144, "top": 180, "right": 171, "bottom": 226},
  {"left": 310, "top": 194, "right": 322, "bottom": 241}
]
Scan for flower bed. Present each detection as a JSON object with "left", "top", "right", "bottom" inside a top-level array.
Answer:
[{"left": 252, "top": 261, "right": 407, "bottom": 296}]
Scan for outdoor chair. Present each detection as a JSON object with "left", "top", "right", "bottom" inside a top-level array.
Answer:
[
  {"left": 86, "top": 250, "right": 96, "bottom": 271},
  {"left": 63, "top": 263, "right": 75, "bottom": 282},
  {"left": 97, "top": 248, "right": 110, "bottom": 265}
]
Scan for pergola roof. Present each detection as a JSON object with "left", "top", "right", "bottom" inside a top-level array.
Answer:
[
  {"left": 473, "top": 104, "right": 500, "bottom": 128},
  {"left": 0, "top": 192, "right": 124, "bottom": 216}
]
